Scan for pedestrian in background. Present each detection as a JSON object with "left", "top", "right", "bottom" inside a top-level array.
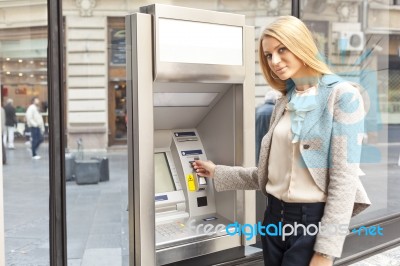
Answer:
[
  {"left": 1, "top": 106, "right": 7, "bottom": 164},
  {"left": 25, "top": 97, "right": 44, "bottom": 160},
  {"left": 256, "top": 90, "right": 279, "bottom": 164},
  {"left": 3, "top": 98, "right": 17, "bottom": 149},
  {"left": 193, "top": 16, "right": 371, "bottom": 266}
]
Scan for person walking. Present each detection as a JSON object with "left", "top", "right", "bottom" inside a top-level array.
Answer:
[
  {"left": 3, "top": 98, "right": 17, "bottom": 149},
  {"left": 25, "top": 97, "right": 44, "bottom": 159},
  {"left": 193, "top": 16, "right": 371, "bottom": 266}
]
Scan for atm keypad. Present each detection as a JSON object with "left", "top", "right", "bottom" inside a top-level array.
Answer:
[{"left": 156, "top": 222, "right": 187, "bottom": 237}]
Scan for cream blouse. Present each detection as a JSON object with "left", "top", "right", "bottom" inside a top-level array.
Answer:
[{"left": 266, "top": 86, "right": 327, "bottom": 203}]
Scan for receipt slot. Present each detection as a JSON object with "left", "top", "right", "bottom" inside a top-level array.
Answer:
[{"left": 126, "top": 4, "right": 255, "bottom": 266}]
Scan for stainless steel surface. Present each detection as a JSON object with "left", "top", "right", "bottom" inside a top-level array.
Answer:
[
  {"left": 155, "top": 213, "right": 234, "bottom": 249},
  {"left": 142, "top": 4, "right": 246, "bottom": 83},
  {"left": 153, "top": 83, "right": 230, "bottom": 130},
  {"left": 170, "top": 129, "right": 217, "bottom": 217},
  {"left": 242, "top": 25, "right": 256, "bottom": 246},
  {"left": 156, "top": 234, "right": 241, "bottom": 265},
  {"left": 126, "top": 13, "right": 156, "bottom": 266},
  {"left": 127, "top": 4, "right": 255, "bottom": 265},
  {"left": 198, "top": 87, "right": 237, "bottom": 222},
  {"left": 125, "top": 15, "right": 134, "bottom": 266},
  {"left": 141, "top": 4, "right": 245, "bottom": 25},
  {"left": 125, "top": 16, "right": 135, "bottom": 265}
]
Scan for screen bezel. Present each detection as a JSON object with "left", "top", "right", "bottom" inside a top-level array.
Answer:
[
  {"left": 154, "top": 149, "right": 186, "bottom": 207},
  {"left": 155, "top": 152, "right": 176, "bottom": 193}
]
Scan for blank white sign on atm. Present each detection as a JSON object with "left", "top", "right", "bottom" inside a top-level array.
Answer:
[
  {"left": 158, "top": 18, "right": 243, "bottom": 65},
  {"left": 153, "top": 92, "right": 218, "bottom": 107}
]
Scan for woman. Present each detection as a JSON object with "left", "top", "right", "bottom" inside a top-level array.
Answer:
[{"left": 193, "top": 16, "right": 371, "bottom": 266}]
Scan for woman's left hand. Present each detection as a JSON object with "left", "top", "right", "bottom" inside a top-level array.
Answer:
[{"left": 309, "top": 253, "right": 333, "bottom": 266}]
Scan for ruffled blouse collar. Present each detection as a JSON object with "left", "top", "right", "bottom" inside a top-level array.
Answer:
[{"left": 286, "top": 85, "right": 318, "bottom": 143}]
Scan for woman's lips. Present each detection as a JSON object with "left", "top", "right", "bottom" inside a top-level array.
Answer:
[{"left": 276, "top": 67, "right": 287, "bottom": 74}]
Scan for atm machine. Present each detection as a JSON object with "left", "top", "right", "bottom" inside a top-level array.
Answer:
[{"left": 126, "top": 4, "right": 256, "bottom": 265}]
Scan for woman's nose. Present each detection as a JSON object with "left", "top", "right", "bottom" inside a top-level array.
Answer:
[{"left": 271, "top": 53, "right": 281, "bottom": 65}]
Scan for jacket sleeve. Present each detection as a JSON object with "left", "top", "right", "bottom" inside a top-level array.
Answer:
[
  {"left": 314, "top": 83, "right": 365, "bottom": 258},
  {"left": 213, "top": 165, "right": 259, "bottom": 191}
]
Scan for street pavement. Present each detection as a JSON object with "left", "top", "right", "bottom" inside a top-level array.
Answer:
[{"left": 3, "top": 142, "right": 129, "bottom": 266}]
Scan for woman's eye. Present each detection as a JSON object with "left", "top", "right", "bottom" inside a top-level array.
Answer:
[
  {"left": 278, "top": 47, "right": 286, "bottom": 53},
  {"left": 265, "top": 54, "right": 272, "bottom": 60}
]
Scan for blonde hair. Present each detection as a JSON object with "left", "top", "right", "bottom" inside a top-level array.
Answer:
[{"left": 258, "top": 16, "right": 333, "bottom": 94}]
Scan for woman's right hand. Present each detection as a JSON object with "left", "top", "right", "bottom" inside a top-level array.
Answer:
[{"left": 192, "top": 160, "right": 216, "bottom": 178}]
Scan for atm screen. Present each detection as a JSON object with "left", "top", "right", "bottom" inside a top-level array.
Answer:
[{"left": 155, "top": 152, "right": 176, "bottom": 193}]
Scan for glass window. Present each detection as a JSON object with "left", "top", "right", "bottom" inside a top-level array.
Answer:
[
  {"left": 61, "top": 1, "right": 293, "bottom": 264},
  {"left": 0, "top": 4, "right": 49, "bottom": 265},
  {"left": 301, "top": 0, "right": 397, "bottom": 229}
]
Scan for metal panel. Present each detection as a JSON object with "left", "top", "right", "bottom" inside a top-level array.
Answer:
[
  {"left": 198, "top": 88, "right": 237, "bottom": 222},
  {"left": 156, "top": 235, "right": 241, "bottom": 265},
  {"left": 48, "top": 0, "right": 67, "bottom": 265},
  {"left": 292, "top": 0, "right": 300, "bottom": 18},
  {"left": 126, "top": 13, "right": 156, "bottom": 266},
  {"left": 125, "top": 15, "right": 135, "bottom": 266},
  {"left": 141, "top": 4, "right": 246, "bottom": 83},
  {"left": 241, "top": 25, "right": 256, "bottom": 246},
  {"left": 127, "top": 5, "right": 256, "bottom": 265}
]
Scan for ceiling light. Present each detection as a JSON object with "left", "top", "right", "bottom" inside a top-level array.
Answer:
[
  {"left": 6, "top": 58, "right": 10, "bottom": 61},
  {"left": 18, "top": 59, "right": 23, "bottom": 63},
  {"left": 6, "top": 71, "right": 10, "bottom": 75},
  {"left": 18, "top": 73, "right": 23, "bottom": 76}
]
